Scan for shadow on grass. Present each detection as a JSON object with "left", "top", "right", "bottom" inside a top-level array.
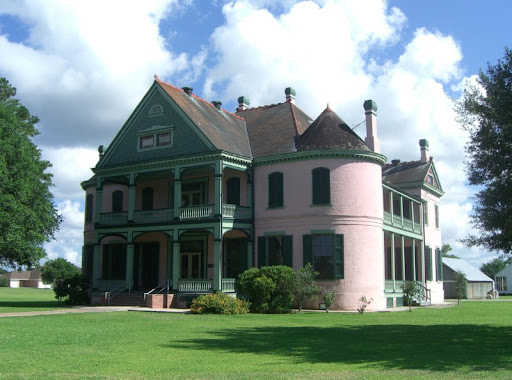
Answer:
[
  {"left": 0, "top": 300, "right": 62, "bottom": 309},
  {"left": 168, "top": 324, "right": 512, "bottom": 372}
]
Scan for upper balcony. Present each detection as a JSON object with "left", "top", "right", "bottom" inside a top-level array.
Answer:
[{"left": 383, "top": 185, "right": 422, "bottom": 235}]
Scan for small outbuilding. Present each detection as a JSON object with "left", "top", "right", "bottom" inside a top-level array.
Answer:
[
  {"left": 4, "top": 269, "right": 52, "bottom": 289},
  {"left": 495, "top": 263, "right": 512, "bottom": 295},
  {"left": 443, "top": 258, "right": 493, "bottom": 299}
]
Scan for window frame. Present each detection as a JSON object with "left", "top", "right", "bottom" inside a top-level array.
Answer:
[
  {"left": 137, "top": 127, "right": 174, "bottom": 151},
  {"left": 303, "top": 233, "right": 343, "bottom": 280},
  {"left": 85, "top": 194, "right": 94, "bottom": 223},
  {"left": 226, "top": 177, "right": 241, "bottom": 206},
  {"left": 257, "top": 234, "right": 293, "bottom": 268},
  {"left": 312, "top": 167, "right": 331, "bottom": 205},
  {"left": 268, "top": 172, "right": 284, "bottom": 208},
  {"left": 112, "top": 190, "right": 124, "bottom": 213}
]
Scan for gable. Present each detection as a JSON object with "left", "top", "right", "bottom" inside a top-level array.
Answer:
[{"left": 98, "top": 84, "right": 214, "bottom": 168}]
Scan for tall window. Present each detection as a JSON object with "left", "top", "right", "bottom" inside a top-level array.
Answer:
[
  {"left": 142, "top": 187, "right": 153, "bottom": 210},
  {"left": 303, "top": 234, "right": 343, "bottom": 279},
  {"left": 102, "top": 244, "right": 127, "bottom": 280},
  {"left": 496, "top": 277, "right": 507, "bottom": 292},
  {"left": 425, "top": 246, "right": 433, "bottom": 281},
  {"left": 435, "top": 204, "right": 440, "bottom": 229},
  {"left": 226, "top": 177, "right": 240, "bottom": 206},
  {"left": 423, "top": 201, "right": 429, "bottom": 225},
  {"left": 268, "top": 172, "right": 283, "bottom": 208},
  {"left": 85, "top": 194, "right": 93, "bottom": 223},
  {"left": 435, "top": 248, "right": 443, "bottom": 281},
  {"left": 112, "top": 190, "right": 123, "bottom": 213},
  {"left": 312, "top": 167, "right": 330, "bottom": 205},
  {"left": 258, "top": 235, "right": 293, "bottom": 267}
]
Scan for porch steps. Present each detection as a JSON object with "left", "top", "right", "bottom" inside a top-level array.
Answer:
[{"left": 108, "top": 292, "right": 146, "bottom": 307}]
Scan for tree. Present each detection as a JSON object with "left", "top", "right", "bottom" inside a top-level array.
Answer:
[
  {"left": 456, "top": 47, "right": 512, "bottom": 255},
  {"left": 480, "top": 256, "right": 509, "bottom": 279},
  {"left": 0, "top": 78, "right": 61, "bottom": 269},
  {"left": 453, "top": 270, "right": 467, "bottom": 306},
  {"left": 442, "top": 244, "right": 458, "bottom": 259},
  {"left": 293, "top": 263, "right": 320, "bottom": 312},
  {"left": 40, "top": 258, "right": 80, "bottom": 284}
]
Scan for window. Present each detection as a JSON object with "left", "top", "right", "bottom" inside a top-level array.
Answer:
[
  {"left": 138, "top": 128, "right": 173, "bottom": 150},
  {"left": 157, "top": 132, "right": 172, "bottom": 146},
  {"left": 435, "top": 205, "right": 440, "bottom": 229},
  {"left": 303, "top": 234, "right": 343, "bottom": 279},
  {"left": 112, "top": 190, "right": 123, "bottom": 213},
  {"left": 102, "top": 244, "right": 127, "bottom": 280},
  {"left": 425, "top": 246, "right": 433, "bottom": 281},
  {"left": 258, "top": 235, "right": 293, "bottom": 267},
  {"left": 181, "top": 181, "right": 206, "bottom": 206},
  {"left": 427, "top": 174, "right": 434, "bottom": 185},
  {"left": 496, "top": 276, "right": 507, "bottom": 292},
  {"left": 142, "top": 187, "right": 153, "bottom": 210},
  {"left": 423, "top": 201, "right": 429, "bottom": 226},
  {"left": 268, "top": 172, "right": 283, "bottom": 208},
  {"left": 226, "top": 177, "right": 240, "bottom": 206},
  {"left": 435, "top": 248, "right": 443, "bottom": 281},
  {"left": 139, "top": 135, "right": 154, "bottom": 149},
  {"left": 223, "top": 238, "right": 248, "bottom": 278},
  {"left": 85, "top": 194, "right": 93, "bottom": 223},
  {"left": 312, "top": 167, "right": 330, "bottom": 205}
]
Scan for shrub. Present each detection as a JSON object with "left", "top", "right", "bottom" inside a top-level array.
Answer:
[
  {"left": 357, "top": 295, "right": 373, "bottom": 314},
  {"left": 190, "top": 292, "right": 250, "bottom": 315},
  {"left": 54, "top": 274, "right": 90, "bottom": 305},
  {"left": 0, "top": 276, "right": 9, "bottom": 287},
  {"left": 236, "top": 265, "right": 295, "bottom": 313},
  {"left": 402, "top": 281, "right": 416, "bottom": 312},
  {"left": 322, "top": 289, "right": 337, "bottom": 313},
  {"left": 293, "top": 263, "right": 320, "bottom": 312}
]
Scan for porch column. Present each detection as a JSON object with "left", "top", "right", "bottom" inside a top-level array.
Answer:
[
  {"left": 172, "top": 241, "right": 180, "bottom": 290},
  {"left": 391, "top": 233, "right": 395, "bottom": 291},
  {"left": 213, "top": 239, "right": 222, "bottom": 291},
  {"left": 173, "top": 170, "right": 181, "bottom": 220},
  {"left": 166, "top": 236, "right": 172, "bottom": 284},
  {"left": 401, "top": 235, "right": 406, "bottom": 282},
  {"left": 126, "top": 243, "right": 134, "bottom": 291},
  {"left": 214, "top": 162, "right": 223, "bottom": 217},
  {"left": 412, "top": 239, "right": 416, "bottom": 281},
  {"left": 389, "top": 191, "right": 394, "bottom": 224},
  {"left": 247, "top": 240, "right": 253, "bottom": 269},
  {"left": 411, "top": 200, "right": 415, "bottom": 230},
  {"left": 128, "top": 173, "right": 136, "bottom": 222},
  {"left": 94, "top": 182, "right": 103, "bottom": 224},
  {"left": 93, "top": 244, "right": 101, "bottom": 289},
  {"left": 247, "top": 171, "right": 253, "bottom": 218},
  {"left": 421, "top": 242, "right": 425, "bottom": 283},
  {"left": 400, "top": 196, "right": 404, "bottom": 227}
]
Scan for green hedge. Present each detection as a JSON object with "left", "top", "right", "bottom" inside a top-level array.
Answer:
[{"left": 190, "top": 292, "right": 250, "bottom": 315}]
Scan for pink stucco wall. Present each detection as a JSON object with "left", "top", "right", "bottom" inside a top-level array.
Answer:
[{"left": 254, "top": 158, "right": 386, "bottom": 311}]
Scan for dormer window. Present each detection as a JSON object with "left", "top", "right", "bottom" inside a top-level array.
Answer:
[
  {"left": 137, "top": 127, "right": 173, "bottom": 151},
  {"left": 427, "top": 174, "right": 434, "bottom": 185}
]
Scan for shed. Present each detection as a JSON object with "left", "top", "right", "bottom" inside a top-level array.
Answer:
[
  {"left": 443, "top": 258, "right": 493, "bottom": 299},
  {"left": 495, "top": 263, "right": 512, "bottom": 295},
  {"left": 5, "top": 269, "right": 52, "bottom": 289}
]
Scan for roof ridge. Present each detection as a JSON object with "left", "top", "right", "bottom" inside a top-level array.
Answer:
[
  {"left": 289, "top": 101, "right": 300, "bottom": 136},
  {"left": 237, "top": 102, "right": 286, "bottom": 112},
  {"left": 154, "top": 75, "right": 245, "bottom": 121}
]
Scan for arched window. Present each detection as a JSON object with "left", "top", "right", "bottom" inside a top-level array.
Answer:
[
  {"left": 226, "top": 177, "right": 240, "bottom": 206},
  {"left": 268, "top": 172, "right": 283, "bottom": 208},
  {"left": 85, "top": 194, "right": 93, "bottom": 223},
  {"left": 312, "top": 167, "right": 330, "bottom": 205},
  {"left": 112, "top": 190, "right": 123, "bottom": 213},
  {"left": 142, "top": 187, "right": 154, "bottom": 210}
]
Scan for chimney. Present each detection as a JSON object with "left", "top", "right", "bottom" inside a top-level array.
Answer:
[
  {"left": 420, "top": 139, "right": 430, "bottom": 162},
  {"left": 98, "top": 145, "right": 105, "bottom": 159},
  {"left": 391, "top": 159, "right": 400, "bottom": 166},
  {"left": 364, "top": 99, "right": 380, "bottom": 153},
  {"left": 237, "top": 96, "right": 250, "bottom": 111},
  {"left": 182, "top": 86, "right": 193, "bottom": 96},
  {"left": 285, "top": 87, "right": 296, "bottom": 104},
  {"left": 212, "top": 100, "right": 222, "bottom": 110}
]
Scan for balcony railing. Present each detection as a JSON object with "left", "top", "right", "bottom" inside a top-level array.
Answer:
[
  {"left": 383, "top": 211, "right": 421, "bottom": 234},
  {"left": 133, "top": 208, "right": 173, "bottom": 223},
  {"left": 178, "top": 279, "right": 213, "bottom": 292},
  {"left": 180, "top": 205, "right": 213, "bottom": 220},
  {"left": 222, "top": 204, "right": 252, "bottom": 219},
  {"left": 99, "top": 212, "right": 128, "bottom": 225}
]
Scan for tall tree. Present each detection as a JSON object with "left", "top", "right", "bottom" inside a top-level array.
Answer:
[
  {"left": 40, "top": 258, "right": 80, "bottom": 284},
  {"left": 441, "top": 244, "right": 458, "bottom": 259},
  {"left": 456, "top": 47, "right": 512, "bottom": 255},
  {"left": 480, "top": 257, "right": 508, "bottom": 279},
  {"left": 0, "top": 78, "right": 62, "bottom": 269}
]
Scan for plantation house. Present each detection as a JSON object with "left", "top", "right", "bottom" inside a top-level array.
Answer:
[{"left": 81, "top": 77, "right": 445, "bottom": 310}]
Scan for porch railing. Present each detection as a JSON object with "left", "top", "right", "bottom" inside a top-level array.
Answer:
[
  {"left": 222, "top": 204, "right": 252, "bottom": 219},
  {"left": 99, "top": 212, "right": 128, "bottom": 225},
  {"left": 133, "top": 208, "right": 174, "bottom": 223},
  {"left": 222, "top": 278, "right": 236, "bottom": 292},
  {"left": 96, "top": 279, "right": 126, "bottom": 291},
  {"left": 104, "top": 282, "right": 127, "bottom": 306},
  {"left": 178, "top": 279, "right": 213, "bottom": 292},
  {"left": 383, "top": 211, "right": 421, "bottom": 234},
  {"left": 180, "top": 205, "right": 213, "bottom": 220},
  {"left": 144, "top": 279, "right": 172, "bottom": 300}
]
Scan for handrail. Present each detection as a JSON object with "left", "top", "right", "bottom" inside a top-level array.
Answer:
[
  {"left": 144, "top": 280, "right": 172, "bottom": 300},
  {"left": 404, "top": 281, "right": 431, "bottom": 305},
  {"left": 104, "top": 282, "right": 127, "bottom": 306}
]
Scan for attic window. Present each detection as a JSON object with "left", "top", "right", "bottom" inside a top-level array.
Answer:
[
  {"left": 427, "top": 174, "right": 434, "bottom": 185},
  {"left": 140, "top": 135, "right": 154, "bottom": 149},
  {"left": 149, "top": 104, "right": 164, "bottom": 116},
  {"left": 138, "top": 128, "right": 174, "bottom": 151}
]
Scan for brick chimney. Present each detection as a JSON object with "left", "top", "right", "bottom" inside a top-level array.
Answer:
[
  {"left": 420, "top": 139, "right": 430, "bottom": 162},
  {"left": 237, "top": 96, "right": 250, "bottom": 111},
  {"left": 364, "top": 100, "right": 380, "bottom": 153},
  {"left": 285, "top": 87, "right": 296, "bottom": 104}
]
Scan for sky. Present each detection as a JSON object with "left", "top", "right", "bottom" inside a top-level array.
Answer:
[{"left": 0, "top": 0, "right": 510, "bottom": 269}]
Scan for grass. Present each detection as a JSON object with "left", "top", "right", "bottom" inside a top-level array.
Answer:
[
  {"left": 0, "top": 287, "right": 62, "bottom": 313},
  {"left": 0, "top": 299, "right": 511, "bottom": 379}
]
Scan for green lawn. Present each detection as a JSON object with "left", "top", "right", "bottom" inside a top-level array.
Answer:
[
  {"left": 0, "top": 287, "right": 62, "bottom": 313},
  {"left": 1, "top": 301, "right": 511, "bottom": 379}
]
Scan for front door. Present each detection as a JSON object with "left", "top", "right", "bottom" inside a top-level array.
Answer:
[
  {"left": 134, "top": 242, "right": 159, "bottom": 290},
  {"left": 181, "top": 252, "right": 201, "bottom": 278}
]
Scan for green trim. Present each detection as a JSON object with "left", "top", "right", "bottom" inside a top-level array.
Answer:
[
  {"left": 382, "top": 225, "right": 423, "bottom": 240},
  {"left": 310, "top": 229, "right": 335, "bottom": 234},
  {"left": 382, "top": 183, "right": 422, "bottom": 204},
  {"left": 254, "top": 149, "right": 387, "bottom": 166},
  {"left": 309, "top": 203, "right": 332, "bottom": 207}
]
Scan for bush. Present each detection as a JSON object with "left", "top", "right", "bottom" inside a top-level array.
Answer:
[
  {"left": 236, "top": 265, "right": 295, "bottom": 313},
  {"left": 190, "top": 292, "right": 250, "bottom": 315},
  {"left": 293, "top": 263, "right": 320, "bottom": 312},
  {"left": 0, "top": 276, "right": 8, "bottom": 287},
  {"left": 54, "top": 274, "right": 90, "bottom": 305}
]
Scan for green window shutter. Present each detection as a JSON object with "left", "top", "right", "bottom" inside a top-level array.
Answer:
[
  {"left": 239, "top": 238, "right": 248, "bottom": 272},
  {"left": 258, "top": 236, "right": 266, "bottom": 268},
  {"left": 112, "top": 190, "right": 123, "bottom": 213},
  {"left": 102, "top": 244, "right": 110, "bottom": 279},
  {"left": 142, "top": 187, "right": 154, "bottom": 210},
  {"left": 120, "top": 244, "right": 127, "bottom": 281},
  {"left": 303, "top": 234, "right": 313, "bottom": 266},
  {"left": 426, "top": 247, "right": 433, "bottom": 281},
  {"left": 436, "top": 249, "right": 443, "bottom": 281},
  {"left": 227, "top": 178, "right": 240, "bottom": 206},
  {"left": 312, "top": 168, "right": 330, "bottom": 205},
  {"left": 282, "top": 235, "right": 293, "bottom": 267},
  {"left": 268, "top": 172, "right": 283, "bottom": 208},
  {"left": 85, "top": 194, "right": 93, "bottom": 222},
  {"left": 334, "top": 234, "right": 344, "bottom": 279}
]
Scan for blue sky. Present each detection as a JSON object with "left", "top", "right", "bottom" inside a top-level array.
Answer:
[{"left": 0, "top": 0, "right": 511, "bottom": 268}]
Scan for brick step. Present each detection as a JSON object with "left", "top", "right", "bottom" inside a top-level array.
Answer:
[{"left": 108, "top": 293, "right": 146, "bottom": 307}]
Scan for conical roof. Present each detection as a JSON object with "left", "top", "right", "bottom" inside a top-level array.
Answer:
[{"left": 297, "top": 106, "right": 370, "bottom": 151}]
